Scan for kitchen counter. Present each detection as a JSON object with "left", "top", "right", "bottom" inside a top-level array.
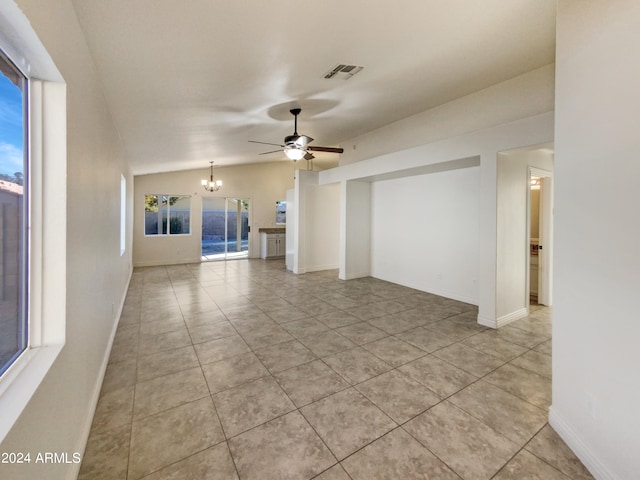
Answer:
[{"left": 258, "top": 227, "right": 285, "bottom": 234}]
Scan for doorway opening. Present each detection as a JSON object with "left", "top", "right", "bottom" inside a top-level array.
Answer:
[
  {"left": 201, "top": 197, "right": 250, "bottom": 261},
  {"left": 528, "top": 167, "right": 553, "bottom": 307}
]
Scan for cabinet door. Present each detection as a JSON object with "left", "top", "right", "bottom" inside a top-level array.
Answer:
[
  {"left": 276, "top": 236, "right": 286, "bottom": 256},
  {"left": 266, "top": 236, "right": 278, "bottom": 257}
]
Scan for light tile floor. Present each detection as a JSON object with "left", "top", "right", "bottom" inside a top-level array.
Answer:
[{"left": 79, "top": 259, "right": 594, "bottom": 480}]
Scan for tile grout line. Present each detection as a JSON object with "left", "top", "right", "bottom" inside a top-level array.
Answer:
[
  {"left": 95, "top": 261, "right": 563, "bottom": 480},
  {"left": 123, "top": 269, "right": 146, "bottom": 480},
  {"left": 185, "top": 265, "right": 244, "bottom": 480}
]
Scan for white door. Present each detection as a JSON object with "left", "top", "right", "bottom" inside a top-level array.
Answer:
[
  {"left": 528, "top": 167, "right": 553, "bottom": 307},
  {"left": 538, "top": 176, "right": 553, "bottom": 305}
]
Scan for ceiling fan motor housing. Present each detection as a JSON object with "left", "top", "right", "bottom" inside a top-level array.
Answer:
[{"left": 284, "top": 134, "right": 313, "bottom": 148}]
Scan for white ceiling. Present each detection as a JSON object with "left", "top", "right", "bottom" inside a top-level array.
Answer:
[{"left": 70, "top": 0, "right": 556, "bottom": 175}]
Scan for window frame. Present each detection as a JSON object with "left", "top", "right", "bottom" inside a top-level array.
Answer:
[
  {"left": 143, "top": 194, "right": 192, "bottom": 237},
  {"left": 0, "top": 49, "right": 29, "bottom": 378},
  {"left": 120, "top": 174, "right": 126, "bottom": 255},
  {"left": 0, "top": 1, "right": 67, "bottom": 442}
]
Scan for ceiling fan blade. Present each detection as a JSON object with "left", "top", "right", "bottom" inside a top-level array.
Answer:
[
  {"left": 249, "top": 140, "right": 285, "bottom": 147},
  {"left": 307, "top": 146, "right": 344, "bottom": 154},
  {"left": 259, "top": 149, "right": 283, "bottom": 155},
  {"left": 298, "top": 135, "right": 314, "bottom": 147},
  {"left": 249, "top": 109, "right": 339, "bottom": 158}
]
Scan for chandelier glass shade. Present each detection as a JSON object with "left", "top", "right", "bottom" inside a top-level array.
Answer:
[{"left": 202, "top": 161, "right": 222, "bottom": 192}]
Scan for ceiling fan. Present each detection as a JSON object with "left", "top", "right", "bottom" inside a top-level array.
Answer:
[{"left": 249, "top": 108, "right": 344, "bottom": 161}]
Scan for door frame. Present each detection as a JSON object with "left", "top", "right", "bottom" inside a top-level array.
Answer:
[{"left": 201, "top": 195, "right": 252, "bottom": 261}]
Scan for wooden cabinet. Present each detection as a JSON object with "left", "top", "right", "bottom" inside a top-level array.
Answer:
[{"left": 261, "top": 233, "right": 285, "bottom": 259}]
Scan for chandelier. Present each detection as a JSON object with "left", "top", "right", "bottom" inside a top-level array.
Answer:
[{"left": 201, "top": 161, "right": 222, "bottom": 192}]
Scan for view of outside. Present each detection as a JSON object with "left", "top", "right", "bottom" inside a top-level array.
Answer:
[
  {"left": 202, "top": 197, "right": 249, "bottom": 259},
  {"left": 276, "top": 200, "right": 286, "bottom": 224},
  {"left": 0, "top": 53, "right": 28, "bottom": 376},
  {"left": 144, "top": 194, "right": 191, "bottom": 235}
]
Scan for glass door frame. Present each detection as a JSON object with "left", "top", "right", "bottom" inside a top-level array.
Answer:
[{"left": 201, "top": 196, "right": 250, "bottom": 261}]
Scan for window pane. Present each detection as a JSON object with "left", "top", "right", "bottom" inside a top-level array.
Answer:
[
  {"left": 144, "top": 194, "right": 190, "bottom": 236},
  {"left": 169, "top": 196, "right": 190, "bottom": 234},
  {"left": 0, "top": 52, "right": 28, "bottom": 376},
  {"left": 161, "top": 196, "right": 168, "bottom": 235},
  {"left": 120, "top": 175, "right": 126, "bottom": 255},
  {"left": 276, "top": 200, "right": 286, "bottom": 224},
  {"left": 144, "top": 194, "right": 159, "bottom": 235}
]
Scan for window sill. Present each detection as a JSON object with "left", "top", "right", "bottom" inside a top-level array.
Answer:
[{"left": 0, "top": 343, "right": 64, "bottom": 442}]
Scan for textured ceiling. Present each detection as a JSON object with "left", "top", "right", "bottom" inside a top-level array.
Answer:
[{"left": 70, "top": 0, "right": 556, "bottom": 174}]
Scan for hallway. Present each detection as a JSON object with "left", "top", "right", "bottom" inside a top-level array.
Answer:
[{"left": 79, "top": 259, "right": 592, "bottom": 480}]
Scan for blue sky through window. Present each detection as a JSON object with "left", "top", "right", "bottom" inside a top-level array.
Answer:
[{"left": 0, "top": 71, "right": 24, "bottom": 178}]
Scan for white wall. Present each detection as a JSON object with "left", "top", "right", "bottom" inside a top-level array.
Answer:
[
  {"left": 316, "top": 64, "right": 555, "bottom": 326},
  {"left": 1, "top": 1, "right": 133, "bottom": 479},
  {"left": 371, "top": 167, "right": 480, "bottom": 304},
  {"left": 304, "top": 183, "right": 340, "bottom": 272},
  {"left": 134, "top": 161, "right": 296, "bottom": 266},
  {"left": 319, "top": 111, "right": 554, "bottom": 326},
  {"left": 339, "top": 64, "right": 555, "bottom": 166},
  {"left": 285, "top": 188, "right": 295, "bottom": 270},
  {"left": 340, "top": 180, "right": 371, "bottom": 280},
  {"left": 496, "top": 147, "right": 553, "bottom": 323},
  {"left": 551, "top": 2, "right": 640, "bottom": 479},
  {"left": 292, "top": 170, "right": 340, "bottom": 274}
]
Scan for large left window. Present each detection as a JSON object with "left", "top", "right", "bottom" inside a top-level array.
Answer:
[
  {"left": 0, "top": 1, "right": 67, "bottom": 443},
  {"left": 0, "top": 51, "right": 28, "bottom": 377},
  {"left": 144, "top": 194, "right": 191, "bottom": 236}
]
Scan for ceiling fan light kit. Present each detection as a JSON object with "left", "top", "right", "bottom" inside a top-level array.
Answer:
[
  {"left": 249, "top": 108, "right": 344, "bottom": 162},
  {"left": 284, "top": 147, "right": 306, "bottom": 161}
]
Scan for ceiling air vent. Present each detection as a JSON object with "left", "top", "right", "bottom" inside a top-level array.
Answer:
[{"left": 324, "top": 64, "right": 364, "bottom": 80}]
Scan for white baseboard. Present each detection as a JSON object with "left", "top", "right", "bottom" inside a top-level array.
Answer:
[
  {"left": 496, "top": 307, "right": 528, "bottom": 328},
  {"left": 339, "top": 270, "right": 370, "bottom": 280},
  {"left": 133, "top": 257, "right": 202, "bottom": 267},
  {"left": 478, "top": 308, "right": 528, "bottom": 329},
  {"left": 549, "top": 407, "right": 615, "bottom": 480},
  {"left": 69, "top": 266, "right": 133, "bottom": 480},
  {"left": 368, "top": 274, "right": 479, "bottom": 307},
  {"left": 304, "top": 263, "right": 339, "bottom": 273},
  {"left": 477, "top": 314, "right": 497, "bottom": 329},
  {"left": 426, "top": 288, "right": 478, "bottom": 306}
]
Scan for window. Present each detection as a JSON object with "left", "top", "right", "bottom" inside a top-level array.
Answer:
[
  {"left": 276, "top": 200, "right": 287, "bottom": 224},
  {"left": 0, "top": 1, "right": 66, "bottom": 442},
  {"left": 144, "top": 194, "right": 191, "bottom": 235},
  {"left": 0, "top": 51, "right": 28, "bottom": 377},
  {"left": 120, "top": 175, "right": 126, "bottom": 255}
]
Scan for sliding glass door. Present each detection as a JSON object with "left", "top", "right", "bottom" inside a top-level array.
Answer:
[{"left": 201, "top": 197, "right": 249, "bottom": 260}]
